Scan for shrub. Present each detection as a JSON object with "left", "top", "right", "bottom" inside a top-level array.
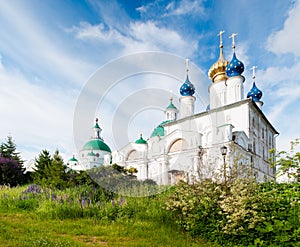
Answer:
[{"left": 165, "top": 179, "right": 300, "bottom": 246}]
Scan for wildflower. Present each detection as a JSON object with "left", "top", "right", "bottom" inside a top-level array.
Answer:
[
  {"left": 81, "top": 198, "right": 86, "bottom": 208},
  {"left": 118, "top": 197, "right": 123, "bottom": 205}
]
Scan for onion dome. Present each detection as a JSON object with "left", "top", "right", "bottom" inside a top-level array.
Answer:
[
  {"left": 247, "top": 82, "right": 262, "bottom": 102},
  {"left": 135, "top": 133, "right": 147, "bottom": 144},
  {"left": 69, "top": 156, "right": 78, "bottom": 162},
  {"left": 151, "top": 120, "right": 172, "bottom": 137},
  {"left": 166, "top": 98, "right": 177, "bottom": 110},
  {"left": 180, "top": 76, "right": 195, "bottom": 96},
  {"left": 82, "top": 139, "right": 111, "bottom": 152},
  {"left": 208, "top": 31, "right": 229, "bottom": 83},
  {"left": 247, "top": 66, "right": 263, "bottom": 102},
  {"left": 180, "top": 59, "right": 195, "bottom": 96},
  {"left": 226, "top": 52, "right": 244, "bottom": 77},
  {"left": 226, "top": 33, "right": 244, "bottom": 77}
]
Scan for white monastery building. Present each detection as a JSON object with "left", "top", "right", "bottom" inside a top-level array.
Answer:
[{"left": 69, "top": 32, "right": 278, "bottom": 184}]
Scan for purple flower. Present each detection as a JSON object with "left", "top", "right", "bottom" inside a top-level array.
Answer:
[
  {"left": 81, "top": 198, "right": 86, "bottom": 208},
  {"left": 118, "top": 197, "right": 123, "bottom": 205}
]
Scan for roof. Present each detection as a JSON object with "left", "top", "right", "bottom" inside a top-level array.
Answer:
[
  {"left": 166, "top": 101, "right": 177, "bottom": 110},
  {"left": 135, "top": 135, "right": 147, "bottom": 144},
  {"left": 82, "top": 139, "right": 111, "bottom": 153},
  {"left": 69, "top": 157, "right": 78, "bottom": 162},
  {"left": 162, "top": 98, "right": 279, "bottom": 135},
  {"left": 150, "top": 120, "right": 173, "bottom": 137}
]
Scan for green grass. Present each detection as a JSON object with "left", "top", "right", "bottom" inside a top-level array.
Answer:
[
  {"left": 0, "top": 212, "right": 218, "bottom": 246},
  {"left": 0, "top": 185, "right": 219, "bottom": 247}
]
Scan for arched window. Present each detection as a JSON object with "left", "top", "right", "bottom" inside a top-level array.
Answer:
[
  {"left": 168, "top": 139, "right": 188, "bottom": 153},
  {"left": 127, "top": 150, "right": 138, "bottom": 160}
]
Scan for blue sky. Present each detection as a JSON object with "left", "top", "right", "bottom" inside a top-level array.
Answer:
[{"left": 0, "top": 0, "right": 299, "bottom": 162}]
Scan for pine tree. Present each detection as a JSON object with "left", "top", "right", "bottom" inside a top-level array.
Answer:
[
  {"left": 47, "top": 150, "right": 67, "bottom": 189},
  {"left": 32, "top": 149, "right": 52, "bottom": 186},
  {"left": 0, "top": 135, "right": 24, "bottom": 164},
  {"left": 32, "top": 149, "right": 68, "bottom": 189}
]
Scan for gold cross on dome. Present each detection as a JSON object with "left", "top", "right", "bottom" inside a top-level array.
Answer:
[
  {"left": 229, "top": 33, "right": 238, "bottom": 49},
  {"left": 218, "top": 30, "right": 225, "bottom": 45}
]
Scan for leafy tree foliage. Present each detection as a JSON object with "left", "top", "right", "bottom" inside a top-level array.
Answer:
[
  {"left": 270, "top": 138, "right": 300, "bottom": 182},
  {"left": 0, "top": 156, "right": 27, "bottom": 186},
  {"left": 0, "top": 135, "right": 24, "bottom": 164},
  {"left": 166, "top": 158, "right": 300, "bottom": 246},
  {"left": 0, "top": 135, "right": 29, "bottom": 186},
  {"left": 87, "top": 164, "right": 157, "bottom": 196}
]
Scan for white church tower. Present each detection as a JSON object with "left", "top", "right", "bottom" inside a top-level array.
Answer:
[
  {"left": 165, "top": 97, "right": 178, "bottom": 121},
  {"left": 208, "top": 30, "right": 229, "bottom": 109},
  {"left": 208, "top": 32, "right": 245, "bottom": 109},
  {"left": 226, "top": 33, "right": 245, "bottom": 105}
]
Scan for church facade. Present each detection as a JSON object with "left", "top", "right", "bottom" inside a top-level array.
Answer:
[
  {"left": 69, "top": 32, "right": 278, "bottom": 185},
  {"left": 111, "top": 32, "right": 278, "bottom": 184}
]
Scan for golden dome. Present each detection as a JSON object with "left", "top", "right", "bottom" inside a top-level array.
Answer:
[{"left": 208, "top": 44, "right": 229, "bottom": 83}]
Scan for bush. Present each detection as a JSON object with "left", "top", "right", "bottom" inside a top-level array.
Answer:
[{"left": 165, "top": 180, "right": 300, "bottom": 246}]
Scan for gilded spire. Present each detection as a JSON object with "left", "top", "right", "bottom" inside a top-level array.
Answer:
[{"left": 208, "top": 31, "right": 229, "bottom": 83}]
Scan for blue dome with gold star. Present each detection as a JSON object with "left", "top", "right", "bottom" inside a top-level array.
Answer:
[
  {"left": 247, "top": 82, "right": 262, "bottom": 102},
  {"left": 180, "top": 75, "right": 195, "bottom": 96},
  {"left": 226, "top": 52, "right": 244, "bottom": 77}
]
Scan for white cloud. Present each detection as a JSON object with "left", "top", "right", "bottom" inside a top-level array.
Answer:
[
  {"left": 70, "top": 22, "right": 123, "bottom": 43},
  {"left": 267, "top": 0, "right": 300, "bottom": 56},
  {"left": 136, "top": 0, "right": 205, "bottom": 17},
  {"left": 0, "top": 1, "right": 95, "bottom": 86},
  {"left": 0, "top": 63, "right": 77, "bottom": 162},
  {"left": 70, "top": 20, "right": 197, "bottom": 57},
  {"left": 164, "top": 0, "right": 205, "bottom": 16}
]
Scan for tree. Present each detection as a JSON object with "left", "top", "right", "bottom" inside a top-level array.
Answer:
[
  {"left": 0, "top": 135, "right": 24, "bottom": 164},
  {"left": 33, "top": 149, "right": 69, "bottom": 189},
  {"left": 270, "top": 138, "right": 300, "bottom": 182},
  {"left": 0, "top": 156, "right": 27, "bottom": 186},
  {"left": 46, "top": 150, "right": 67, "bottom": 189},
  {"left": 32, "top": 149, "right": 52, "bottom": 186}
]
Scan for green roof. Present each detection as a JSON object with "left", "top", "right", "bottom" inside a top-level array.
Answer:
[
  {"left": 135, "top": 135, "right": 147, "bottom": 144},
  {"left": 166, "top": 101, "right": 177, "bottom": 110},
  {"left": 69, "top": 157, "right": 78, "bottom": 162},
  {"left": 82, "top": 139, "right": 111, "bottom": 153},
  {"left": 150, "top": 120, "right": 173, "bottom": 137}
]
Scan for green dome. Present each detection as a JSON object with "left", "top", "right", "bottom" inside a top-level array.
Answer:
[
  {"left": 69, "top": 156, "right": 78, "bottom": 162},
  {"left": 166, "top": 101, "right": 177, "bottom": 110},
  {"left": 135, "top": 134, "right": 147, "bottom": 144},
  {"left": 151, "top": 120, "right": 173, "bottom": 137},
  {"left": 166, "top": 98, "right": 177, "bottom": 110},
  {"left": 82, "top": 139, "right": 111, "bottom": 153}
]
